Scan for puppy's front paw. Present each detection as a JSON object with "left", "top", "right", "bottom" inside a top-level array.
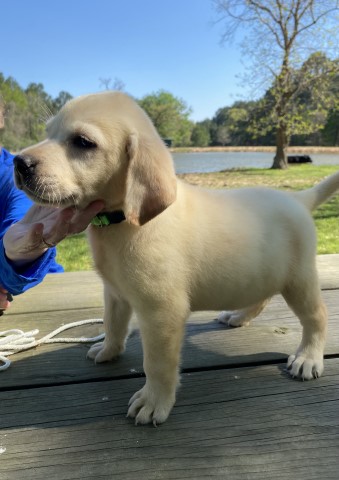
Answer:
[
  {"left": 127, "top": 385, "right": 175, "bottom": 426},
  {"left": 217, "top": 310, "right": 250, "bottom": 328},
  {"left": 87, "top": 341, "right": 124, "bottom": 363},
  {"left": 287, "top": 353, "right": 324, "bottom": 380}
]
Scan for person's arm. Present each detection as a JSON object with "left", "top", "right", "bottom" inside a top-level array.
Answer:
[
  {"left": 0, "top": 153, "right": 104, "bottom": 310},
  {"left": 0, "top": 200, "right": 104, "bottom": 298},
  {"left": 0, "top": 181, "right": 57, "bottom": 297}
]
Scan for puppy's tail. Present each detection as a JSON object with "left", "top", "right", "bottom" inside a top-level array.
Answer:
[{"left": 294, "top": 171, "right": 339, "bottom": 211}]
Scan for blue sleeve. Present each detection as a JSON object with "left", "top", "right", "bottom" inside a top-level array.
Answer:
[
  {"left": 0, "top": 241, "right": 62, "bottom": 295},
  {"left": 0, "top": 150, "right": 63, "bottom": 295}
]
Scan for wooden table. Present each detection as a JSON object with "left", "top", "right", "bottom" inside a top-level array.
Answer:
[{"left": 1, "top": 255, "right": 339, "bottom": 479}]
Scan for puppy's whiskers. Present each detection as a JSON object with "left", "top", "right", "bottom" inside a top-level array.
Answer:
[{"left": 36, "top": 100, "right": 54, "bottom": 124}]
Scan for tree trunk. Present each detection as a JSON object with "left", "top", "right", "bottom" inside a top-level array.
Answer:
[{"left": 271, "top": 125, "right": 288, "bottom": 169}]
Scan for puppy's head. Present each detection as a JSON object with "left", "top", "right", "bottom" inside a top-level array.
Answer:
[{"left": 14, "top": 91, "right": 177, "bottom": 226}]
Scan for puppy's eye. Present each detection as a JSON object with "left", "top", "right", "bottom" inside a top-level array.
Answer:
[{"left": 72, "top": 135, "right": 97, "bottom": 149}]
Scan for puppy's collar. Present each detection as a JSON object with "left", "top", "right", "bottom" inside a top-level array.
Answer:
[{"left": 91, "top": 210, "right": 126, "bottom": 227}]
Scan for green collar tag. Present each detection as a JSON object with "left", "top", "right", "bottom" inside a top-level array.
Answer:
[
  {"left": 91, "top": 211, "right": 126, "bottom": 227},
  {"left": 91, "top": 215, "right": 110, "bottom": 227}
]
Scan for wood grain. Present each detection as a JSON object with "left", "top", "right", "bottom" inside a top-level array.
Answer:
[
  {"left": 0, "top": 255, "right": 338, "bottom": 479},
  {"left": 0, "top": 360, "right": 338, "bottom": 479},
  {"left": 6, "top": 254, "right": 339, "bottom": 316},
  {"left": 1, "top": 290, "right": 338, "bottom": 389}
]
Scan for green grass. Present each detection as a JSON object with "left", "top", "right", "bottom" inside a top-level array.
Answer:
[
  {"left": 224, "top": 166, "right": 339, "bottom": 255},
  {"left": 314, "top": 196, "right": 339, "bottom": 254},
  {"left": 55, "top": 233, "right": 93, "bottom": 272},
  {"left": 56, "top": 165, "right": 339, "bottom": 271}
]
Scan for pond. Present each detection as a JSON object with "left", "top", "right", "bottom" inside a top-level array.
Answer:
[{"left": 172, "top": 151, "right": 339, "bottom": 174}]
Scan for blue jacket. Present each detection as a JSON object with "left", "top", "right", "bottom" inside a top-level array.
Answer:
[{"left": 0, "top": 148, "right": 63, "bottom": 295}]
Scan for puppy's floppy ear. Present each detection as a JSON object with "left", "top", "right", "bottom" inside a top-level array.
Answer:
[{"left": 124, "top": 132, "right": 177, "bottom": 226}]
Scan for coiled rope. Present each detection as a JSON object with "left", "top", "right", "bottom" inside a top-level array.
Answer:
[{"left": 0, "top": 319, "right": 104, "bottom": 371}]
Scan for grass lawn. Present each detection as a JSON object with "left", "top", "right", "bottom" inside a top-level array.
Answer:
[
  {"left": 56, "top": 233, "right": 93, "bottom": 271},
  {"left": 56, "top": 164, "right": 339, "bottom": 271}
]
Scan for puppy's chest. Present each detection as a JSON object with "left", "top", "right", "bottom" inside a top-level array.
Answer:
[{"left": 88, "top": 227, "right": 138, "bottom": 283}]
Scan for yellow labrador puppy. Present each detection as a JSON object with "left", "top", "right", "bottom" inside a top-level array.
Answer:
[{"left": 14, "top": 91, "right": 339, "bottom": 425}]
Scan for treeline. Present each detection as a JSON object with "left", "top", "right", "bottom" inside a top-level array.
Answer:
[
  {"left": 1, "top": 57, "right": 338, "bottom": 152},
  {"left": 187, "top": 52, "right": 339, "bottom": 149},
  {"left": 0, "top": 74, "right": 73, "bottom": 151}
]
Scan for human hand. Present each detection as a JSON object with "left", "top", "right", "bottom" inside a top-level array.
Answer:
[
  {"left": 3, "top": 200, "right": 105, "bottom": 268},
  {"left": 0, "top": 288, "right": 12, "bottom": 315}
]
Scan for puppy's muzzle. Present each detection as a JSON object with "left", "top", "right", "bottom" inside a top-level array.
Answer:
[{"left": 13, "top": 155, "right": 37, "bottom": 188}]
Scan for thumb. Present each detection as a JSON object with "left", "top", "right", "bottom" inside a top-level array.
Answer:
[{"left": 27, "top": 223, "right": 45, "bottom": 247}]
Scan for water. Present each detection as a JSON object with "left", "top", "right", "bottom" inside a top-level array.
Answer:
[{"left": 173, "top": 151, "right": 339, "bottom": 174}]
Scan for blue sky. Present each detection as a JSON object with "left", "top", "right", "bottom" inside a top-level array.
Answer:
[{"left": 2, "top": 0, "right": 246, "bottom": 121}]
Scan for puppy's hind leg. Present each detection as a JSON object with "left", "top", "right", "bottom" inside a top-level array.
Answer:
[
  {"left": 127, "top": 297, "right": 189, "bottom": 426},
  {"left": 87, "top": 283, "right": 132, "bottom": 363},
  {"left": 283, "top": 269, "right": 327, "bottom": 380},
  {"left": 217, "top": 299, "right": 270, "bottom": 327}
]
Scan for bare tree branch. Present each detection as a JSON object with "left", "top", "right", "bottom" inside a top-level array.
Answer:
[{"left": 213, "top": 0, "right": 339, "bottom": 168}]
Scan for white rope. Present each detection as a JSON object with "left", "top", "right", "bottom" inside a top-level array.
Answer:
[{"left": 0, "top": 319, "right": 104, "bottom": 371}]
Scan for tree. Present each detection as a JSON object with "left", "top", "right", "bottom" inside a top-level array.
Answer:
[
  {"left": 321, "top": 63, "right": 339, "bottom": 145},
  {"left": 25, "top": 83, "right": 54, "bottom": 142},
  {"left": 322, "top": 108, "right": 339, "bottom": 146},
  {"left": 214, "top": 0, "right": 339, "bottom": 168},
  {"left": 138, "top": 90, "right": 193, "bottom": 146},
  {"left": 191, "top": 121, "right": 211, "bottom": 147},
  {"left": 227, "top": 105, "right": 253, "bottom": 145},
  {"left": 0, "top": 73, "right": 74, "bottom": 151},
  {"left": 53, "top": 91, "right": 73, "bottom": 112},
  {"left": 0, "top": 75, "right": 30, "bottom": 150},
  {"left": 0, "top": 88, "right": 5, "bottom": 129},
  {"left": 212, "top": 102, "right": 257, "bottom": 145},
  {"left": 248, "top": 53, "right": 338, "bottom": 146},
  {"left": 99, "top": 77, "right": 125, "bottom": 91}
]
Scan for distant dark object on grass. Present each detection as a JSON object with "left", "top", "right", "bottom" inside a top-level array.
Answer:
[
  {"left": 288, "top": 155, "right": 312, "bottom": 164},
  {"left": 163, "top": 138, "right": 173, "bottom": 148}
]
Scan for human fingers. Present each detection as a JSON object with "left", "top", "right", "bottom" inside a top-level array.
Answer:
[
  {"left": 67, "top": 200, "right": 105, "bottom": 234},
  {"left": 20, "top": 204, "right": 57, "bottom": 224},
  {"left": 3, "top": 221, "right": 50, "bottom": 264},
  {"left": 39, "top": 200, "right": 104, "bottom": 247},
  {"left": 38, "top": 208, "right": 74, "bottom": 247},
  {"left": 0, "top": 291, "right": 11, "bottom": 311}
]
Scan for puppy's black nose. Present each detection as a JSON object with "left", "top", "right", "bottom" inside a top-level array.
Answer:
[{"left": 13, "top": 155, "right": 36, "bottom": 178}]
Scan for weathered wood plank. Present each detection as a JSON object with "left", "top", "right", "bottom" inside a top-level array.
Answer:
[
  {"left": 1, "top": 291, "right": 338, "bottom": 389},
  {"left": 6, "top": 254, "right": 339, "bottom": 316},
  {"left": 317, "top": 254, "right": 339, "bottom": 289},
  {"left": 7, "top": 270, "right": 104, "bottom": 315},
  {"left": 0, "top": 359, "right": 338, "bottom": 480}
]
